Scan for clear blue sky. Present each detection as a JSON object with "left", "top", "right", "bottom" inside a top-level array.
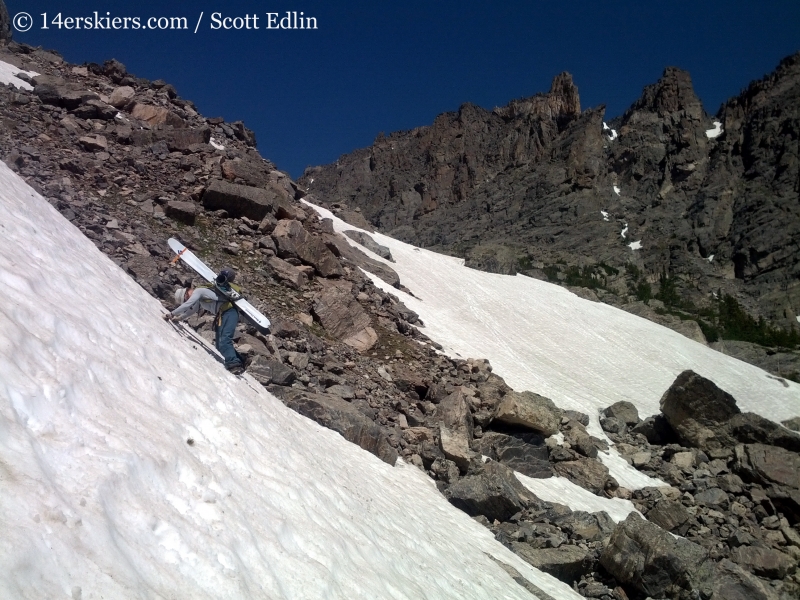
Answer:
[{"left": 8, "top": 0, "right": 800, "bottom": 178}]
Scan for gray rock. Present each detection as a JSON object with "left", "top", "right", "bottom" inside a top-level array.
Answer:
[
  {"left": 202, "top": 179, "right": 288, "bottom": 221},
  {"left": 493, "top": 390, "right": 562, "bottom": 436},
  {"left": 694, "top": 487, "right": 730, "bottom": 510},
  {"left": 343, "top": 230, "right": 394, "bottom": 261},
  {"left": 272, "top": 219, "right": 342, "bottom": 278},
  {"left": 443, "top": 460, "right": 535, "bottom": 522},
  {"left": 323, "top": 233, "right": 401, "bottom": 288},
  {"left": 278, "top": 389, "right": 397, "bottom": 466},
  {"left": 311, "top": 284, "right": 375, "bottom": 351},
  {"left": 164, "top": 201, "right": 197, "bottom": 225},
  {"left": 553, "top": 457, "right": 610, "bottom": 495},
  {"left": 248, "top": 355, "right": 296, "bottom": 386},
  {"left": 730, "top": 545, "right": 797, "bottom": 579},
  {"left": 603, "top": 401, "right": 640, "bottom": 426},
  {"left": 267, "top": 256, "right": 307, "bottom": 289},
  {"left": 600, "top": 512, "right": 712, "bottom": 598},
  {"left": 477, "top": 431, "right": 552, "bottom": 478},
  {"left": 0, "top": 0, "right": 11, "bottom": 42},
  {"left": 647, "top": 499, "right": 691, "bottom": 532},
  {"left": 734, "top": 443, "right": 800, "bottom": 490},
  {"left": 659, "top": 370, "right": 741, "bottom": 450}
]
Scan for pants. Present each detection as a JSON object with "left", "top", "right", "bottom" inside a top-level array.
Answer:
[{"left": 215, "top": 308, "right": 244, "bottom": 369}]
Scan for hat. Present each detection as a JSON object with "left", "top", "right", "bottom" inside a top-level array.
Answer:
[{"left": 174, "top": 287, "right": 188, "bottom": 306}]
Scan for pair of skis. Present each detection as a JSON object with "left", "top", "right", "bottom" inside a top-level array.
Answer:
[{"left": 167, "top": 238, "right": 271, "bottom": 333}]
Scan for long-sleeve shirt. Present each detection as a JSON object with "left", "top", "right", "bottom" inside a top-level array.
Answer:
[{"left": 170, "top": 288, "right": 221, "bottom": 321}]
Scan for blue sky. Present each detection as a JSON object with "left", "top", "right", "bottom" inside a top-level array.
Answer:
[{"left": 8, "top": 1, "right": 800, "bottom": 177}]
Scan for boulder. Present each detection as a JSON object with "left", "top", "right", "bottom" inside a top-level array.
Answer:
[
  {"left": 645, "top": 499, "right": 691, "bottom": 532},
  {"left": 164, "top": 201, "right": 197, "bottom": 225},
  {"left": 659, "top": 370, "right": 740, "bottom": 450},
  {"left": 443, "top": 460, "right": 534, "bottom": 522},
  {"left": 130, "top": 103, "right": 184, "bottom": 127},
  {"left": 602, "top": 401, "right": 640, "bottom": 426},
  {"left": 438, "top": 388, "right": 474, "bottom": 438},
  {"left": 552, "top": 510, "right": 616, "bottom": 542},
  {"left": 438, "top": 425, "right": 475, "bottom": 473},
  {"left": 343, "top": 230, "right": 394, "bottom": 261},
  {"left": 730, "top": 545, "right": 797, "bottom": 579},
  {"left": 600, "top": 512, "right": 711, "bottom": 598},
  {"left": 248, "top": 355, "right": 296, "bottom": 387},
  {"left": 267, "top": 256, "right": 307, "bottom": 289},
  {"left": 130, "top": 128, "right": 211, "bottom": 152},
  {"left": 323, "top": 233, "right": 401, "bottom": 288},
  {"left": 79, "top": 135, "right": 108, "bottom": 152},
  {"left": 272, "top": 219, "right": 343, "bottom": 278},
  {"left": 477, "top": 431, "right": 552, "bottom": 478},
  {"left": 202, "top": 179, "right": 290, "bottom": 221},
  {"left": 108, "top": 86, "right": 135, "bottom": 108},
  {"left": 220, "top": 158, "right": 271, "bottom": 187},
  {"left": 510, "top": 544, "right": 594, "bottom": 583},
  {"left": 279, "top": 389, "right": 397, "bottom": 466},
  {"left": 493, "top": 390, "right": 562, "bottom": 436},
  {"left": 734, "top": 443, "right": 800, "bottom": 489},
  {"left": 311, "top": 285, "right": 376, "bottom": 352},
  {"left": 700, "top": 559, "right": 783, "bottom": 600},
  {"left": 561, "top": 420, "right": 599, "bottom": 458},
  {"left": 553, "top": 457, "right": 611, "bottom": 495}
]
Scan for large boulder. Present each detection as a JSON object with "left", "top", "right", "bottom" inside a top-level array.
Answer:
[
  {"left": 602, "top": 401, "right": 640, "bottom": 426},
  {"left": 279, "top": 389, "right": 397, "bottom": 466},
  {"left": 659, "top": 370, "right": 740, "bottom": 450},
  {"left": 311, "top": 284, "right": 377, "bottom": 352},
  {"left": 202, "top": 179, "right": 291, "bottom": 221},
  {"left": 477, "top": 432, "right": 552, "bottom": 478},
  {"left": 734, "top": 443, "right": 800, "bottom": 489},
  {"left": 323, "top": 233, "right": 401, "bottom": 288},
  {"left": 33, "top": 76, "right": 99, "bottom": 109},
  {"left": 553, "top": 457, "right": 611, "bottom": 495},
  {"left": 600, "top": 512, "right": 711, "bottom": 598},
  {"left": 493, "top": 390, "right": 562, "bottom": 436},
  {"left": 267, "top": 256, "right": 308, "bottom": 289},
  {"left": 272, "top": 219, "right": 343, "bottom": 278},
  {"left": 443, "top": 460, "right": 535, "bottom": 522},
  {"left": 729, "top": 545, "right": 797, "bottom": 579},
  {"left": 343, "top": 230, "right": 394, "bottom": 262}
]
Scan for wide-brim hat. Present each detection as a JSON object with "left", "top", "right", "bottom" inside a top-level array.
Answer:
[{"left": 174, "top": 287, "right": 188, "bottom": 306}]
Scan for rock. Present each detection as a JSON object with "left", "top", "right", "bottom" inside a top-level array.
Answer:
[
  {"left": 646, "top": 499, "right": 691, "bottom": 532},
  {"left": 130, "top": 103, "right": 184, "bottom": 127},
  {"left": 552, "top": 510, "right": 616, "bottom": 542},
  {"left": 632, "top": 414, "right": 678, "bottom": 445},
  {"left": 203, "top": 179, "right": 291, "bottom": 221},
  {"left": 267, "top": 256, "right": 307, "bottom": 289},
  {"left": 164, "top": 201, "right": 197, "bottom": 225},
  {"left": 279, "top": 389, "right": 397, "bottom": 466},
  {"left": 438, "top": 388, "right": 474, "bottom": 439},
  {"left": 108, "top": 86, "right": 135, "bottom": 108},
  {"left": 438, "top": 425, "right": 475, "bottom": 473},
  {"left": 79, "top": 135, "right": 108, "bottom": 152},
  {"left": 493, "top": 390, "right": 562, "bottom": 436},
  {"left": 553, "top": 457, "right": 610, "bottom": 495},
  {"left": 443, "top": 460, "right": 534, "bottom": 522},
  {"left": 477, "top": 431, "right": 552, "bottom": 478},
  {"left": 602, "top": 401, "right": 640, "bottom": 426},
  {"left": 323, "top": 233, "right": 401, "bottom": 288},
  {"left": 694, "top": 487, "right": 730, "bottom": 510},
  {"left": 659, "top": 370, "right": 741, "bottom": 450},
  {"left": 726, "top": 412, "right": 800, "bottom": 452},
  {"left": 600, "top": 512, "right": 711, "bottom": 598},
  {"left": 130, "top": 128, "right": 211, "bottom": 152},
  {"left": 0, "top": 0, "right": 11, "bottom": 42},
  {"left": 734, "top": 443, "right": 800, "bottom": 490},
  {"left": 272, "top": 219, "right": 343, "bottom": 278},
  {"left": 700, "top": 559, "right": 783, "bottom": 600},
  {"left": 311, "top": 285, "right": 376, "bottom": 352},
  {"left": 510, "top": 544, "right": 594, "bottom": 583},
  {"left": 343, "top": 230, "right": 394, "bottom": 261},
  {"left": 248, "top": 355, "right": 296, "bottom": 386},
  {"left": 561, "top": 420, "right": 598, "bottom": 458},
  {"left": 730, "top": 545, "right": 797, "bottom": 579}
]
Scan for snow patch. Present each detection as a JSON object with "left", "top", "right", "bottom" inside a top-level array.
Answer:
[
  {"left": 628, "top": 240, "right": 642, "bottom": 251},
  {"left": 621, "top": 224, "right": 628, "bottom": 239},
  {"left": 613, "top": 186, "right": 620, "bottom": 196},
  {"left": 707, "top": 255, "right": 714, "bottom": 262},
  {"left": 603, "top": 122, "right": 618, "bottom": 141},
  {"left": 705, "top": 120, "right": 723, "bottom": 139},
  {"left": 0, "top": 59, "right": 39, "bottom": 91},
  {"left": 600, "top": 210, "right": 609, "bottom": 222},
  {"left": 209, "top": 137, "right": 225, "bottom": 150}
]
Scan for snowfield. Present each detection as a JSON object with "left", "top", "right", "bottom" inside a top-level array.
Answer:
[{"left": 0, "top": 162, "right": 578, "bottom": 598}]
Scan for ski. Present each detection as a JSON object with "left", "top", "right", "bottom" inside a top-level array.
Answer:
[{"left": 167, "top": 238, "right": 271, "bottom": 333}]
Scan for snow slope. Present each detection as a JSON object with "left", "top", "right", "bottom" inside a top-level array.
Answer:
[
  {"left": 0, "top": 162, "right": 579, "bottom": 598},
  {"left": 307, "top": 202, "right": 800, "bottom": 483}
]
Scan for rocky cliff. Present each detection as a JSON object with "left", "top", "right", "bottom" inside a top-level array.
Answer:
[{"left": 300, "top": 54, "right": 800, "bottom": 341}]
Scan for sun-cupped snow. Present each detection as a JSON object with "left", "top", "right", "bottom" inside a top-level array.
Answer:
[
  {"left": 0, "top": 60, "right": 38, "bottom": 90},
  {"left": 305, "top": 201, "right": 800, "bottom": 482},
  {"left": 0, "top": 162, "right": 580, "bottom": 599},
  {"left": 705, "top": 120, "right": 723, "bottom": 139}
]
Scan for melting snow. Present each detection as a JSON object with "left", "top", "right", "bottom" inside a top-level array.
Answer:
[
  {"left": 0, "top": 161, "right": 578, "bottom": 599},
  {"left": 613, "top": 185, "right": 620, "bottom": 196},
  {"left": 209, "top": 137, "right": 226, "bottom": 150},
  {"left": 0, "top": 60, "right": 38, "bottom": 91},
  {"left": 628, "top": 240, "right": 642, "bottom": 251},
  {"left": 600, "top": 210, "right": 609, "bottom": 221},
  {"left": 707, "top": 255, "right": 715, "bottom": 262},
  {"left": 621, "top": 224, "right": 628, "bottom": 238},
  {"left": 705, "top": 120, "right": 723, "bottom": 139},
  {"left": 603, "top": 121, "right": 618, "bottom": 141}
]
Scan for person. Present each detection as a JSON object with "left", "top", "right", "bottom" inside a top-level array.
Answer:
[{"left": 164, "top": 268, "right": 247, "bottom": 374}]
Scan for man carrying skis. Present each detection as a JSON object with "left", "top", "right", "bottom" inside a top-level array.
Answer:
[{"left": 164, "top": 267, "right": 247, "bottom": 374}]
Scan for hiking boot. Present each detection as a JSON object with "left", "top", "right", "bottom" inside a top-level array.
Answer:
[{"left": 227, "top": 364, "right": 245, "bottom": 375}]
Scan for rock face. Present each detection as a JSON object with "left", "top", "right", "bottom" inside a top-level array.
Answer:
[
  {"left": 0, "top": 0, "right": 11, "bottom": 43},
  {"left": 301, "top": 53, "right": 800, "bottom": 333}
]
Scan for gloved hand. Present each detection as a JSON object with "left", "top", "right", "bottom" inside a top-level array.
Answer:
[{"left": 163, "top": 313, "right": 174, "bottom": 321}]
